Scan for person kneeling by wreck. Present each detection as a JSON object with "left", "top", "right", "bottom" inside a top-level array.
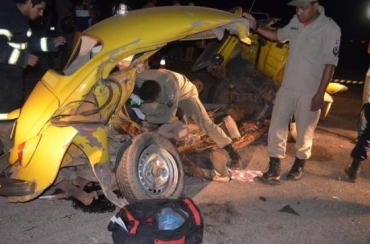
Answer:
[{"left": 131, "top": 68, "right": 242, "bottom": 170}]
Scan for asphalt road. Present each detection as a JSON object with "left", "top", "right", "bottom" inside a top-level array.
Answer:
[{"left": 1, "top": 60, "right": 370, "bottom": 244}]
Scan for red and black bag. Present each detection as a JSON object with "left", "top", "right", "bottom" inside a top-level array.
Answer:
[{"left": 107, "top": 197, "right": 203, "bottom": 244}]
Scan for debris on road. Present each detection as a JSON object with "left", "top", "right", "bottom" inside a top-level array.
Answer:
[{"left": 279, "top": 205, "right": 300, "bottom": 216}]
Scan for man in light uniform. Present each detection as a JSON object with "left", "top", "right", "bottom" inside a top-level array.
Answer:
[
  {"left": 132, "top": 68, "right": 243, "bottom": 170},
  {"left": 243, "top": 0, "right": 341, "bottom": 183}
]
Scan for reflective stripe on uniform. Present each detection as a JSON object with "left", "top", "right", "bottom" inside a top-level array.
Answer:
[
  {"left": 75, "top": 9, "right": 90, "bottom": 17},
  {"left": 0, "top": 29, "right": 12, "bottom": 40},
  {"left": 27, "top": 29, "right": 32, "bottom": 37},
  {"left": 8, "top": 49, "right": 20, "bottom": 65},
  {"left": 40, "top": 37, "right": 48, "bottom": 51},
  {"left": 0, "top": 114, "right": 9, "bottom": 119},
  {"left": 8, "top": 42, "right": 27, "bottom": 50}
]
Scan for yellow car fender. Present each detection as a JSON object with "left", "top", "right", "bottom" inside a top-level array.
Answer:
[
  {"left": 73, "top": 125, "right": 109, "bottom": 167},
  {"left": 0, "top": 109, "right": 20, "bottom": 120},
  {"left": 11, "top": 126, "right": 78, "bottom": 197},
  {"left": 326, "top": 82, "right": 348, "bottom": 94}
]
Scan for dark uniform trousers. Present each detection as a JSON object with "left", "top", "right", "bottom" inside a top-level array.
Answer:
[{"left": 351, "top": 103, "right": 370, "bottom": 161}]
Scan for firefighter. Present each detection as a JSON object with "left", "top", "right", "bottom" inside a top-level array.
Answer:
[
  {"left": 131, "top": 68, "right": 243, "bottom": 170},
  {"left": 345, "top": 103, "right": 370, "bottom": 182},
  {"left": 244, "top": 0, "right": 341, "bottom": 183},
  {"left": 0, "top": 0, "right": 66, "bottom": 154}
]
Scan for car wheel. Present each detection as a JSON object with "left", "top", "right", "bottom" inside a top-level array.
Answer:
[{"left": 115, "top": 132, "right": 184, "bottom": 203}]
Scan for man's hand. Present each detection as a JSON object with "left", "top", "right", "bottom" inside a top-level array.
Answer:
[
  {"left": 130, "top": 94, "right": 143, "bottom": 105},
  {"left": 53, "top": 36, "right": 66, "bottom": 49},
  {"left": 27, "top": 54, "right": 39, "bottom": 67},
  {"left": 131, "top": 107, "right": 146, "bottom": 120},
  {"left": 242, "top": 12, "right": 258, "bottom": 31},
  {"left": 311, "top": 93, "right": 324, "bottom": 111}
]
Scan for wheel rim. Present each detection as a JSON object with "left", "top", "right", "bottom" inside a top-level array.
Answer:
[{"left": 137, "top": 144, "right": 179, "bottom": 198}]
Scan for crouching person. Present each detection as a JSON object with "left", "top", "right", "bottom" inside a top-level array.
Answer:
[
  {"left": 131, "top": 68, "right": 243, "bottom": 170},
  {"left": 345, "top": 102, "right": 370, "bottom": 182}
]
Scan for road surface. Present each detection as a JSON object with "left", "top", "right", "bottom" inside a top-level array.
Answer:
[{"left": 1, "top": 61, "right": 369, "bottom": 244}]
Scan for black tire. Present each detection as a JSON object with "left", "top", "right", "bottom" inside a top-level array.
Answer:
[{"left": 115, "top": 132, "right": 184, "bottom": 203}]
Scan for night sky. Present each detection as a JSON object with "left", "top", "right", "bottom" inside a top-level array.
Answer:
[
  {"left": 124, "top": 0, "right": 370, "bottom": 72},
  {"left": 128, "top": 0, "right": 370, "bottom": 41}
]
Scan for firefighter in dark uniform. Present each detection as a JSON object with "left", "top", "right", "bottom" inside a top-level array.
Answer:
[
  {"left": 345, "top": 103, "right": 370, "bottom": 182},
  {"left": 0, "top": 0, "right": 66, "bottom": 154}
]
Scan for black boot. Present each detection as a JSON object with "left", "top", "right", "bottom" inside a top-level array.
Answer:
[
  {"left": 224, "top": 144, "right": 242, "bottom": 170},
  {"left": 344, "top": 159, "right": 363, "bottom": 182},
  {"left": 286, "top": 157, "right": 306, "bottom": 181},
  {"left": 258, "top": 157, "right": 281, "bottom": 184}
]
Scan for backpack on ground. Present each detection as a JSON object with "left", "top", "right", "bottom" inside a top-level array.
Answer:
[{"left": 108, "top": 197, "right": 203, "bottom": 244}]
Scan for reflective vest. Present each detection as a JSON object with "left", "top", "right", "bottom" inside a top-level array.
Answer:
[
  {"left": 0, "top": 27, "right": 54, "bottom": 67},
  {"left": 0, "top": 0, "right": 55, "bottom": 68}
]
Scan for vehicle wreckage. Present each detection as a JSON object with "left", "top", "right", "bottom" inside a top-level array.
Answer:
[
  {"left": 0, "top": 5, "right": 346, "bottom": 207},
  {"left": 179, "top": 6, "right": 348, "bottom": 181}
]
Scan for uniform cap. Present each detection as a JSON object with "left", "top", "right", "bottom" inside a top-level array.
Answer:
[{"left": 287, "top": 0, "right": 317, "bottom": 7}]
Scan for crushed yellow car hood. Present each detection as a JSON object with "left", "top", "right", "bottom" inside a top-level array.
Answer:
[{"left": 85, "top": 6, "right": 251, "bottom": 56}]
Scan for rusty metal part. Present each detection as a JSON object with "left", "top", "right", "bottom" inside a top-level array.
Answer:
[
  {"left": 112, "top": 106, "right": 142, "bottom": 136},
  {"left": 38, "top": 179, "right": 122, "bottom": 201},
  {"left": 92, "top": 162, "right": 129, "bottom": 208},
  {"left": 0, "top": 152, "right": 10, "bottom": 172},
  {"left": 177, "top": 120, "right": 269, "bottom": 153},
  {"left": 232, "top": 120, "right": 269, "bottom": 149},
  {"left": 73, "top": 176, "right": 91, "bottom": 189},
  {"left": 38, "top": 189, "right": 106, "bottom": 200},
  {"left": 56, "top": 181, "right": 98, "bottom": 205}
]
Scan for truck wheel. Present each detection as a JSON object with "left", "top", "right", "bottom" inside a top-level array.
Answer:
[{"left": 115, "top": 132, "right": 184, "bottom": 203}]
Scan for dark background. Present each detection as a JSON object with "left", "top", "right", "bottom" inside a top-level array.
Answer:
[
  {"left": 49, "top": 0, "right": 369, "bottom": 78},
  {"left": 126, "top": 0, "right": 370, "bottom": 40},
  {"left": 119, "top": 0, "right": 370, "bottom": 77}
]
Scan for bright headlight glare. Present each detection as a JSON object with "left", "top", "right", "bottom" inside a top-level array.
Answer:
[{"left": 116, "top": 4, "right": 128, "bottom": 15}]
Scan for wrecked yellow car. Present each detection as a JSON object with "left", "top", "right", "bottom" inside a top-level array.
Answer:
[
  {"left": 192, "top": 9, "right": 347, "bottom": 142},
  {"left": 0, "top": 6, "right": 252, "bottom": 207}
]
